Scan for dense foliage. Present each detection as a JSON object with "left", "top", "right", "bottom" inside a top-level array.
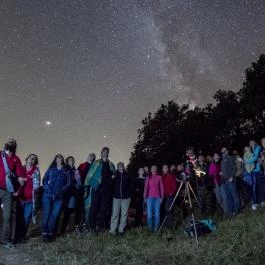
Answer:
[{"left": 128, "top": 54, "right": 265, "bottom": 174}]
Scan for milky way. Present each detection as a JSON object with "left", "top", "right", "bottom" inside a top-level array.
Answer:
[{"left": 0, "top": 0, "right": 264, "bottom": 169}]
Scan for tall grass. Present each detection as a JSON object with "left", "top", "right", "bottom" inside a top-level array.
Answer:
[{"left": 26, "top": 208, "right": 265, "bottom": 265}]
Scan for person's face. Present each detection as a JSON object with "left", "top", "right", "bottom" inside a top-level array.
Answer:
[
  {"left": 244, "top": 146, "right": 251, "bottom": 153},
  {"left": 68, "top": 158, "right": 74, "bottom": 167},
  {"left": 162, "top": 165, "right": 169, "bottom": 174},
  {"left": 56, "top": 155, "right": 63, "bottom": 165},
  {"left": 261, "top": 138, "right": 265, "bottom": 148},
  {"left": 221, "top": 148, "right": 227, "bottom": 155},
  {"left": 138, "top": 168, "right": 144, "bottom": 176},
  {"left": 213, "top": 153, "right": 220, "bottom": 162},
  {"left": 26, "top": 155, "right": 36, "bottom": 167},
  {"left": 101, "top": 150, "right": 109, "bottom": 159},
  {"left": 144, "top": 167, "right": 149, "bottom": 173},
  {"left": 151, "top": 166, "right": 157, "bottom": 175},
  {"left": 170, "top": 165, "right": 176, "bottom": 172},
  {"left": 177, "top": 165, "right": 183, "bottom": 172},
  {"left": 198, "top": 155, "right": 205, "bottom": 164},
  {"left": 249, "top": 140, "right": 255, "bottom": 148},
  {"left": 87, "top": 154, "right": 95, "bottom": 163},
  {"left": 118, "top": 163, "right": 125, "bottom": 173}
]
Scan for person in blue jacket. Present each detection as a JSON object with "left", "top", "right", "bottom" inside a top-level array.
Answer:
[{"left": 42, "top": 154, "right": 70, "bottom": 242}]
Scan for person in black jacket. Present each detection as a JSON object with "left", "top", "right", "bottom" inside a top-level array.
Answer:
[
  {"left": 109, "top": 162, "right": 131, "bottom": 235},
  {"left": 134, "top": 168, "right": 145, "bottom": 227}
]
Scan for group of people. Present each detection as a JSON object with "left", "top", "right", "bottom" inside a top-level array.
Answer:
[{"left": 1, "top": 137, "right": 265, "bottom": 249}]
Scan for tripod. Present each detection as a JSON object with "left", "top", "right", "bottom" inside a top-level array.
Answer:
[{"left": 158, "top": 180, "right": 201, "bottom": 246}]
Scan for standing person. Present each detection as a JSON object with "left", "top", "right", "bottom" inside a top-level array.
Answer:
[
  {"left": 244, "top": 140, "right": 261, "bottom": 209},
  {"left": 18, "top": 154, "right": 40, "bottom": 242},
  {"left": 144, "top": 165, "right": 164, "bottom": 232},
  {"left": 258, "top": 137, "right": 265, "bottom": 206},
  {"left": 109, "top": 162, "right": 132, "bottom": 235},
  {"left": 209, "top": 153, "right": 223, "bottom": 210},
  {"left": 161, "top": 165, "right": 177, "bottom": 227},
  {"left": 134, "top": 168, "right": 146, "bottom": 227},
  {"left": 60, "top": 156, "right": 81, "bottom": 235},
  {"left": 86, "top": 147, "right": 115, "bottom": 233},
  {"left": 233, "top": 150, "right": 247, "bottom": 207},
  {"left": 220, "top": 147, "right": 240, "bottom": 216},
  {"left": 144, "top": 166, "right": 150, "bottom": 178},
  {"left": 195, "top": 155, "right": 208, "bottom": 214},
  {"left": 77, "top": 153, "right": 96, "bottom": 230},
  {"left": 170, "top": 164, "right": 177, "bottom": 177},
  {"left": 42, "top": 154, "right": 70, "bottom": 242},
  {"left": 0, "top": 139, "right": 23, "bottom": 249}
]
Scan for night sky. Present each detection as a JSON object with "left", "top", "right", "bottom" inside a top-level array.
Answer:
[{"left": 0, "top": 0, "right": 265, "bottom": 169}]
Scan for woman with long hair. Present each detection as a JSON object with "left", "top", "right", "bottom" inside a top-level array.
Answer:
[
  {"left": 60, "top": 156, "right": 81, "bottom": 235},
  {"left": 42, "top": 154, "right": 70, "bottom": 242}
]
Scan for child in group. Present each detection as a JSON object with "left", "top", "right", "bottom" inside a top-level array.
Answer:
[
  {"left": 243, "top": 147, "right": 255, "bottom": 174},
  {"left": 144, "top": 165, "right": 164, "bottom": 232},
  {"left": 109, "top": 162, "right": 132, "bottom": 235}
]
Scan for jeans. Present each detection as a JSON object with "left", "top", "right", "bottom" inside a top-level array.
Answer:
[
  {"left": 221, "top": 180, "right": 240, "bottom": 215},
  {"left": 42, "top": 194, "right": 63, "bottom": 236},
  {"left": 0, "top": 189, "right": 12, "bottom": 242},
  {"left": 23, "top": 201, "right": 33, "bottom": 226},
  {"left": 146, "top": 197, "right": 161, "bottom": 232}
]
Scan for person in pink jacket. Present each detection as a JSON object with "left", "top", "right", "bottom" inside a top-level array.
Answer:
[{"left": 144, "top": 165, "right": 164, "bottom": 232}]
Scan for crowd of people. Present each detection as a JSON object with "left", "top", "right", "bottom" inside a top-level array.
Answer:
[{"left": 1, "top": 137, "right": 265, "bottom": 249}]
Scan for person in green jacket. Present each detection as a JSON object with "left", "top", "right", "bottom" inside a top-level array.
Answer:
[{"left": 85, "top": 147, "right": 115, "bottom": 233}]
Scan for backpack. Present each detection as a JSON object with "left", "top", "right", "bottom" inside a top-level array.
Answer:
[{"left": 184, "top": 218, "right": 216, "bottom": 238}]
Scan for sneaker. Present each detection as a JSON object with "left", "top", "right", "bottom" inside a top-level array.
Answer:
[
  {"left": 3, "top": 241, "right": 16, "bottom": 250},
  {"left": 252, "top": 205, "right": 257, "bottom": 210},
  {"left": 261, "top": 202, "right": 265, "bottom": 207}
]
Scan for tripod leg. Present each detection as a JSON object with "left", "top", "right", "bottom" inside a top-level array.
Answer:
[
  {"left": 187, "top": 182, "right": 201, "bottom": 209},
  {"left": 186, "top": 183, "right": 199, "bottom": 246},
  {"left": 158, "top": 181, "right": 184, "bottom": 233}
]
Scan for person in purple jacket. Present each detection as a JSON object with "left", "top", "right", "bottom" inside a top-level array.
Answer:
[{"left": 144, "top": 165, "right": 164, "bottom": 232}]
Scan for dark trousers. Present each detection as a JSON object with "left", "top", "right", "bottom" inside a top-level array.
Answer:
[
  {"left": 89, "top": 188, "right": 112, "bottom": 231},
  {"left": 75, "top": 191, "right": 85, "bottom": 227},
  {"left": 236, "top": 177, "right": 250, "bottom": 205},
  {"left": 13, "top": 198, "right": 26, "bottom": 243},
  {"left": 134, "top": 200, "right": 144, "bottom": 227},
  {"left": 256, "top": 173, "right": 265, "bottom": 203},
  {"left": 161, "top": 196, "right": 175, "bottom": 227},
  {"left": 0, "top": 189, "right": 12, "bottom": 242}
]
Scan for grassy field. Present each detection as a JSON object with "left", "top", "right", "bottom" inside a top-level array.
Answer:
[{"left": 13, "top": 207, "right": 265, "bottom": 265}]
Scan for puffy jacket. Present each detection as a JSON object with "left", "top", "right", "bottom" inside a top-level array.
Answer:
[
  {"left": 113, "top": 171, "right": 132, "bottom": 199},
  {"left": 144, "top": 174, "right": 164, "bottom": 199},
  {"left": 43, "top": 166, "right": 70, "bottom": 199}
]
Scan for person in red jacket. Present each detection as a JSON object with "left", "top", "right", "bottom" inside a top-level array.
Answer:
[
  {"left": 77, "top": 153, "right": 96, "bottom": 230},
  {"left": 0, "top": 139, "right": 23, "bottom": 249},
  {"left": 18, "top": 154, "right": 40, "bottom": 242},
  {"left": 161, "top": 165, "right": 177, "bottom": 227}
]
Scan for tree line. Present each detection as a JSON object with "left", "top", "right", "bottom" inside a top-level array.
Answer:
[{"left": 128, "top": 54, "right": 265, "bottom": 174}]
